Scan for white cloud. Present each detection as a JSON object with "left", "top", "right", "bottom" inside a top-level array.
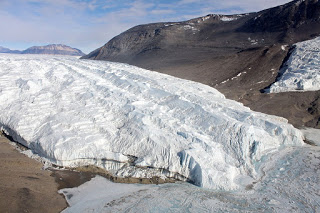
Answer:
[
  {"left": 176, "top": 0, "right": 292, "bottom": 14},
  {"left": 150, "top": 9, "right": 175, "bottom": 15},
  {"left": 214, "top": 0, "right": 292, "bottom": 13},
  {"left": 178, "top": 0, "right": 201, "bottom": 5}
]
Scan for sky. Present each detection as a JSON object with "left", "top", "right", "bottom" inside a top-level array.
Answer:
[{"left": 0, "top": 0, "right": 293, "bottom": 54}]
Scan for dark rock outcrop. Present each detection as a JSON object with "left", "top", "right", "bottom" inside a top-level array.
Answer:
[{"left": 82, "top": 0, "right": 320, "bottom": 128}]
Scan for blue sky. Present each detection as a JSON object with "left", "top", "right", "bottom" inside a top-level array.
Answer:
[{"left": 0, "top": 0, "right": 292, "bottom": 53}]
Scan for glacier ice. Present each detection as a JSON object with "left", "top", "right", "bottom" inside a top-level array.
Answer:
[
  {"left": 0, "top": 53, "right": 304, "bottom": 190},
  {"left": 60, "top": 146, "right": 320, "bottom": 212},
  {"left": 267, "top": 36, "right": 320, "bottom": 93}
]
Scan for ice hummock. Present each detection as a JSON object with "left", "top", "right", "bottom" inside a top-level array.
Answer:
[
  {"left": 267, "top": 36, "right": 320, "bottom": 93},
  {"left": 0, "top": 54, "right": 304, "bottom": 190}
]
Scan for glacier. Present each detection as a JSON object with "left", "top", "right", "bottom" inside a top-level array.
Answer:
[
  {"left": 267, "top": 36, "right": 320, "bottom": 93},
  {"left": 0, "top": 53, "right": 304, "bottom": 190}
]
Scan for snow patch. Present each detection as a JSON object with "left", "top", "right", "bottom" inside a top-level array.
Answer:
[
  {"left": 164, "top": 23, "right": 176, "bottom": 27},
  {"left": 256, "top": 81, "right": 267, "bottom": 84},
  {"left": 182, "top": 25, "right": 199, "bottom": 32},
  {"left": 220, "top": 79, "right": 230, "bottom": 84},
  {"left": 219, "top": 71, "right": 247, "bottom": 85},
  {"left": 281, "top": 45, "right": 288, "bottom": 51},
  {"left": 220, "top": 16, "right": 238, "bottom": 22},
  {"left": 237, "top": 71, "right": 246, "bottom": 77},
  {"left": 202, "top": 16, "right": 210, "bottom": 21},
  {"left": 197, "top": 14, "right": 243, "bottom": 23},
  {"left": 248, "top": 37, "right": 258, "bottom": 45},
  {"left": 197, "top": 15, "right": 211, "bottom": 23}
]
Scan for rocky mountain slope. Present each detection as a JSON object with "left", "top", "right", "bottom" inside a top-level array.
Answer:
[
  {"left": 22, "top": 44, "right": 85, "bottom": 56},
  {"left": 82, "top": 0, "right": 320, "bottom": 128}
]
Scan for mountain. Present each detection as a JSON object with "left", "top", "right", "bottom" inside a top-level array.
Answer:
[
  {"left": 0, "top": 46, "right": 21, "bottom": 54},
  {"left": 22, "top": 44, "right": 85, "bottom": 56},
  {"left": 82, "top": 0, "right": 320, "bottom": 128},
  {"left": 1, "top": 44, "right": 85, "bottom": 56},
  {"left": 0, "top": 54, "right": 304, "bottom": 190}
]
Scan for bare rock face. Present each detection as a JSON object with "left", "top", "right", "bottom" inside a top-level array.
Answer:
[
  {"left": 82, "top": 0, "right": 320, "bottom": 128},
  {"left": 22, "top": 44, "right": 85, "bottom": 56},
  {"left": 238, "top": 0, "right": 320, "bottom": 34}
]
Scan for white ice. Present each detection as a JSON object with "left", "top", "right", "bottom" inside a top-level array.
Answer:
[
  {"left": 300, "top": 128, "right": 320, "bottom": 146},
  {"left": 0, "top": 53, "right": 304, "bottom": 190},
  {"left": 61, "top": 145, "right": 320, "bottom": 212},
  {"left": 267, "top": 36, "right": 320, "bottom": 93},
  {"left": 59, "top": 176, "right": 151, "bottom": 213}
]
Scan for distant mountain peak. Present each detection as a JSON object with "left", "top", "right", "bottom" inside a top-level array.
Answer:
[
  {"left": 22, "top": 44, "right": 85, "bottom": 56},
  {"left": 1, "top": 44, "right": 85, "bottom": 56},
  {"left": 0, "top": 46, "right": 21, "bottom": 54}
]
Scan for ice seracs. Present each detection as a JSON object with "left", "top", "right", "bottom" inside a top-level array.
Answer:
[
  {"left": 267, "top": 36, "right": 320, "bottom": 93},
  {"left": 0, "top": 54, "right": 304, "bottom": 190}
]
